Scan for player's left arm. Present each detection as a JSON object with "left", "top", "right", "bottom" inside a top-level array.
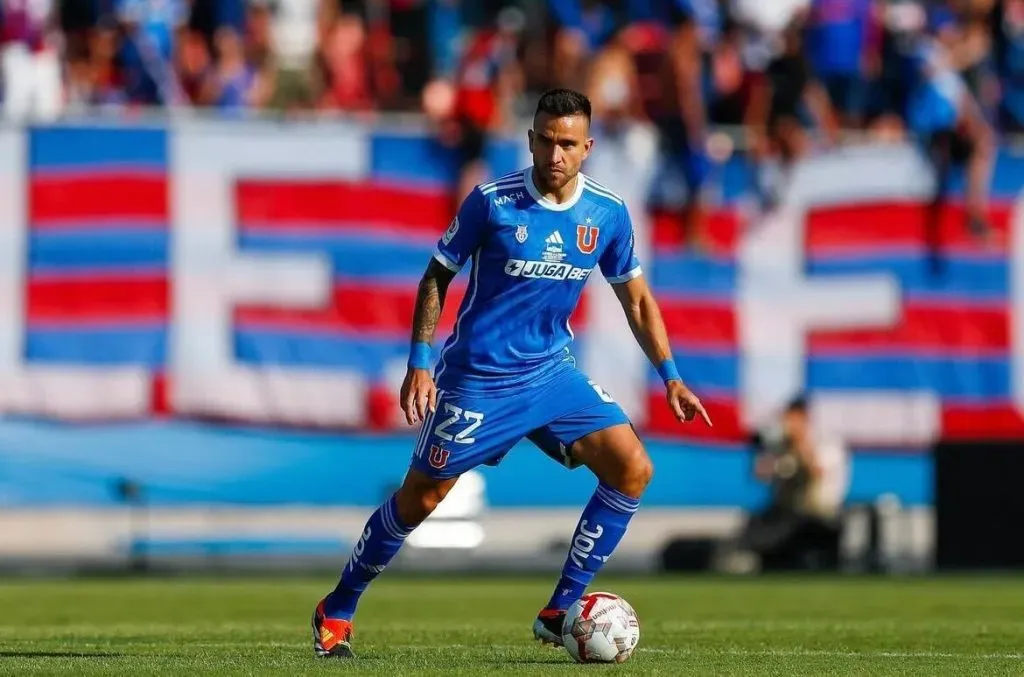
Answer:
[
  {"left": 599, "top": 206, "right": 712, "bottom": 427},
  {"left": 611, "top": 276, "right": 711, "bottom": 427}
]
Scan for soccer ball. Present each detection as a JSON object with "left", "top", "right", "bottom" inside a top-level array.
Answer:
[{"left": 561, "top": 592, "right": 640, "bottom": 664}]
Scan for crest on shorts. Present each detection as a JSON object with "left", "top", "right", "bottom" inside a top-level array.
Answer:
[
  {"left": 428, "top": 444, "right": 450, "bottom": 470},
  {"left": 515, "top": 224, "right": 528, "bottom": 244}
]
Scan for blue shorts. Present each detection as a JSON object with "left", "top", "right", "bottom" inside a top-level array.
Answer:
[{"left": 410, "top": 364, "right": 632, "bottom": 479}]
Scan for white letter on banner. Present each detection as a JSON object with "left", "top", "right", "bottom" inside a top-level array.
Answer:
[
  {"left": 170, "top": 121, "right": 369, "bottom": 426},
  {"left": 738, "top": 144, "right": 941, "bottom": 445},
  {"left": 0, "top": 128, "right": 149, "bottom": 418}
]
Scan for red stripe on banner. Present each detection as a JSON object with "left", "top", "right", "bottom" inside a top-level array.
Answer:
[
  {"left": 645, "top": 392, "right": 744, "bottom": 442},
  {"left": 31, "top": 173, "right": 168, "bottom": 222},
  {"left": 651, "top": 210, "right": 741, "bottom": 251},
  {"left": 941, "top": 403, "right": 1024, "bottom": 439},
  {"left": 805, "top": 202, "right": 1013, "bottom": 252},
  {"left": 236, "top": 282, "right": 465, "bottom": 335},
  {"left": 660, "top": 297, "right": 736, "bottom": 346},
  {"left": 808, "top": 303, "right": 1010, "bottom": 353},
  {"left": 236, "top": 181, "right": 452, "bottom": 234},
  {"left": 26, "top": 275, "right": 168, "bottom": 320},
  {"left": 236, "top": 283, "right": 589, "bottom": 335}
]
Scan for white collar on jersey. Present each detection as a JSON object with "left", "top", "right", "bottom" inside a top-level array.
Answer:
[{"left": 523, "top": 166, "right": 585, "bottom": 211}]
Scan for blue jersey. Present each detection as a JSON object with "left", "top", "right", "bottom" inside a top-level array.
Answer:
[{"left": 431, "top": 168, "right": 641, "bottom": 393}]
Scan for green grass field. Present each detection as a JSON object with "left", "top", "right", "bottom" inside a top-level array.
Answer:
[{"left": 0, "top": 575, "right": 1022, "bottom": 676}]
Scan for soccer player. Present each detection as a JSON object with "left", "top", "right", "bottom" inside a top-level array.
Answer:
[{"left": 312, "top": 88, "right": 711, "bottom": 658}]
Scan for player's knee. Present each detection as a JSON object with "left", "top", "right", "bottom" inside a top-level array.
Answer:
[
  {"left": 614, "top": 446, "right": 654, "bottom": 499},
  {"left": 395, "top": 475, "right": 456, "bottom": 527}
]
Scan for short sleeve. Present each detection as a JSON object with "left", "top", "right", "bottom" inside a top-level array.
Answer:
[
  {"left": 599, "top": 206, "right": 642, "bottom": 284},
  {"left": 433, "top": 187, "right": 488, "bottom": 273}
]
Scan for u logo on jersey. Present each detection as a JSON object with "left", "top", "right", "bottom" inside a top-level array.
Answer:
[
  {"left": 576, "top": 225, "right": 599, "bottom": 254},
  {"left": 428, "top": 444, "right": 450, "bottom": 470}
]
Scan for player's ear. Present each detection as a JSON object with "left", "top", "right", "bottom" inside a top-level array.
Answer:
[
  {"left": 527, "top": 128, "right": 535, "bottom": 152},
  {"left": 582, "top": 136, "right": 594, "bottom": 160}
]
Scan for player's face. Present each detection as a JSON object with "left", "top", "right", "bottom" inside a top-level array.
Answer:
[{"left": 528, "top": 112, "right": 593, "bottom": 193}]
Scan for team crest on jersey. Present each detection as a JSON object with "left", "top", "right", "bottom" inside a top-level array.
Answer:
[
  {"left": 576, "top": 225, "right": 599, "bottom": 254},
  {"left": 515, "top": 224, "right": 528, "bottom": 243},
  {"left": 543, "top": 231, "right": 566, "bottom": 263},
  {"left": 442, "top": 217, "right": 459, "bottom": 245}
]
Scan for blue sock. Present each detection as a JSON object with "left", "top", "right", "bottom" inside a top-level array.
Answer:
[
  {"left": 324, "top": 494, "right": 413, "bottom": 620},
  {"left": 546, "top": 481, "right": 640, "bottom": 611}
]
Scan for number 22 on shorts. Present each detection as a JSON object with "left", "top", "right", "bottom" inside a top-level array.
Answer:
[{"left": 433, "top": 402, "right": 485, "bottom": 444}]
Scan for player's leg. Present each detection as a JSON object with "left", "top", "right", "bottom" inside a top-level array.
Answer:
[
  {"left": 542, "top": 423, "right": 651, "bottom": 614},
  {"left": 313, "top": 388, "right": 517, "bottom": 657},
  {"left": 526, "top": 374, "right": 650, "bottom": 644}
]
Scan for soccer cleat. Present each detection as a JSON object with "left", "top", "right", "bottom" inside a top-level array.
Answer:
[
  {"left": 532, "top": 607, "right": 566, "bottom": 647},
  {"left": 311, "top": 599, "right": 355, "bottom": 658}
]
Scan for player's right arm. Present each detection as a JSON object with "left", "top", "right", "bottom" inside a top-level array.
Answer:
[{"left": 401, "top": 187, "right": 488, "bottom": 425}]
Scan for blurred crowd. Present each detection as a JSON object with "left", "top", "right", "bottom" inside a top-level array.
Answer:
[
  {"left": 0, "top": 1, "right": 1017, "bottom": 125},
  {"left": 2, "top": 0, "right": 1020, "bottom": 244}
]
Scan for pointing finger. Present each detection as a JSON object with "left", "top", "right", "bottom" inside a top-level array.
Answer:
[{"left": 695, "top": 400, "right": 713, "bottom": 427}]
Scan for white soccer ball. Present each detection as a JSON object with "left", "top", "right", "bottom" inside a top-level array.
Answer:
[{"left": 561, "top": 592, "right": 640, "bottom": 664}]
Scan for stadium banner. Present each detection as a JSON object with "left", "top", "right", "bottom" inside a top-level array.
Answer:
[{"left": 0, "top": 121, "right": 1022, "bottom": 449}]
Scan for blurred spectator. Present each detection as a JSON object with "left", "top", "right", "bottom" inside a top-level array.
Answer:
[
  {"left": 865, "top": 0, "right": 926, "bottom": 140},
  {"left": 996, "top": 0, "right": 1024, "bottom": 132},
  {"left": 728, "top": 396, "right": 850, "bottom": 572},
  {"left": 628, "top": 0, "right": 723, "bottom": 251},
  {"left": 908, "top": 10, "right": 996, "bottom": 245},
  {"left": 387, "top": 0, "right": 433, "bottom": 110},
  {"left": 428, "top": 6, "right": 524, "bottom": 206},
  {"left": 177, "top": 30, "right": 210, "bottom": 105},
  {"left": 746, "top": 19, "right": 840, "bottom": 209},
  {"left": 65, "top": 20, "right": 129, "bottom": 111},
  {"left": 547, "top": 0, "right": 619, "bottom": 89},
  {"left": 200, "top": 26, "right": 270, "bottom": 112},
  {"left": 803, "top": 0, "right": 876, "bottom": 128},
  {"left": 586, "top": 29, "right": 644, "bottom": 128},
  {"left": 314, "top": 5, "right": 375, "bottom": 112},
  {"left": 428, "top": 0, "right": 461, "bottom": 80},
  {"left": 115, "top": 0, "right": 188, "bottom": 106},
  {"left": 942, "top": 0, "right": 999, "bottom": 119},
  {"left": 2, "top": 0, "right": 61, "bottom": 120}
]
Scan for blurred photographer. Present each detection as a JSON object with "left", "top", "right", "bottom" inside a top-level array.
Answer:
[{"left": 731, "top": 396, "right": 850, "bottom": 571}]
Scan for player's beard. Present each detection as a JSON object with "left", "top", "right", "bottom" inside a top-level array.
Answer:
[{"left": 538, "top": 165, "right": 578, "bottom": 195}]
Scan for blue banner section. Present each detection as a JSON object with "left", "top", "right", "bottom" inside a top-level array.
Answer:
[{"left": 0, "top": 421, "right": 930, "bottom": 508}]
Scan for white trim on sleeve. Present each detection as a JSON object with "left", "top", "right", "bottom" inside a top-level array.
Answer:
[
  {"left": 606, "top": 266, "right": 643, "bottom": 284},
  {"left": 432, "top": 246, "right": 462, "bottom": 272}
]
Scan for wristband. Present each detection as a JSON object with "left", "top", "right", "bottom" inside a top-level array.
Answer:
[
  {"left": 657, "top": 359, "right": 681, "bottom": 384},
  {"left": 408, "top": 341, "right": 432, "bottom": 370}
]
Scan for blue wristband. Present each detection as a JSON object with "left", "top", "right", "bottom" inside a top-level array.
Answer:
[
  {"left": 408, "top": 342, "right": 432, "bottom": 370},
  {"left": 657, "top": 359, "right": 681, "bottom": 384}
]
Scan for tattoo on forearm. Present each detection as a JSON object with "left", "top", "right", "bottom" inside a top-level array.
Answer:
[{"left": 412, "top": 260, "right": 453, "bottom": 344}]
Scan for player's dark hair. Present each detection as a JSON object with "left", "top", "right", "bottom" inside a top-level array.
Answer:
[{"left": 534, "top": 88, "right": 591, "bottom": 123}]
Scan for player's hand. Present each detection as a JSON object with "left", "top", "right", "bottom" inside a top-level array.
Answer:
[
  {"left": 666, "top": 380, "right": 712, "bottom": 427},
  {"left": 400, "top": 368, "right": 437, "bottom": 426}
]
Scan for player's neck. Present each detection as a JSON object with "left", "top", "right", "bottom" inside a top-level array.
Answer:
[{"left": 530, "top": 168, "right": 579, "bottom": 205}]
